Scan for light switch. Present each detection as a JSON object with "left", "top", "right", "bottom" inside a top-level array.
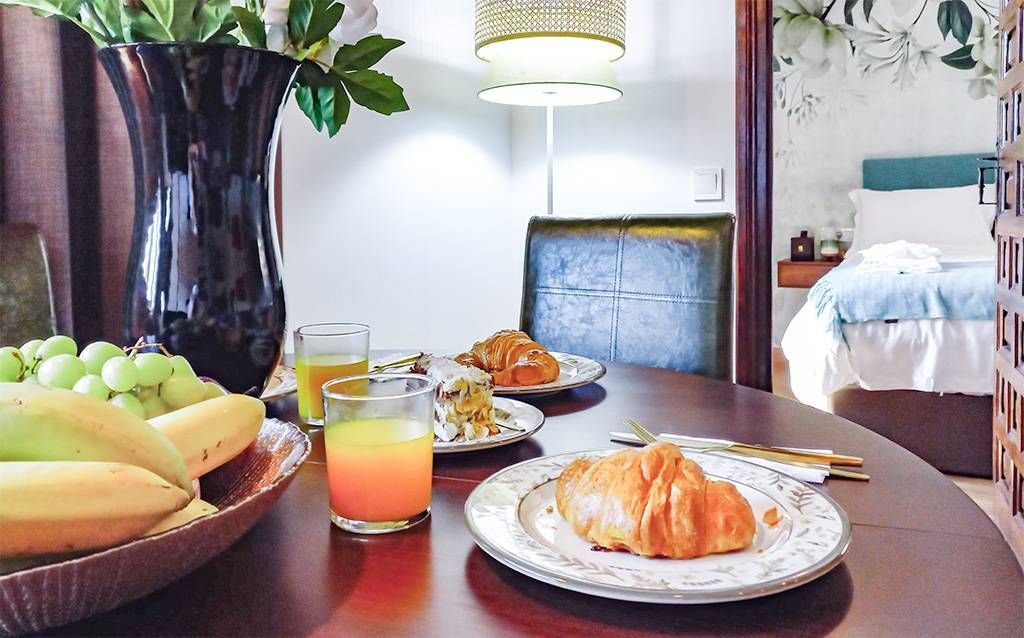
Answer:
[{"left": 692, "top": 167, "right": 724, "bottom": 202}]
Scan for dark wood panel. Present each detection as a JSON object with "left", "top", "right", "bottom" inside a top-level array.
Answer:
[
  {"left": 994, "top": 0, "right": 1024, "bottom": 569},
  {"left": 734, "top": 0, "right": 774, "bottom": 391}
]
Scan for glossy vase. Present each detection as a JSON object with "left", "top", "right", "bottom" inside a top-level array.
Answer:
[{"left": 99, "top": 43, "right": 299, "bottom": 394}]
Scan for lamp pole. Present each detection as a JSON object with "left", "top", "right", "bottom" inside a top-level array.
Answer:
[{"left": 546, "top": 105, "right": 555, "bottom": 215}]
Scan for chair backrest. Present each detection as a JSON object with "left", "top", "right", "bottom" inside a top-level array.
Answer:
[
  {"left": 0, "top": 223, "right": 57, "bottom": 346},
  {"left": 520, "top": 214, "right": 735, "bottom": 380}
]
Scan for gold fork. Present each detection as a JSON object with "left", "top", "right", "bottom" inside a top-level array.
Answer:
[{"left": 623, "top": 418, "right": 869, "bottom": 481}]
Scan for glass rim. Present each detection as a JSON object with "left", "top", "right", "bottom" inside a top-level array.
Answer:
[
  {"left": 295, "top": 322, "right": 370, "bottom": 338},
  {"left": 322, "top": 373, "right": 437, "bottom": 402}
]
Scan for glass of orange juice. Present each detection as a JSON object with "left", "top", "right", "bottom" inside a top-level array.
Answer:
[
  {"left": 294, "top": 323, "right": 370, "bottom": 426},
  {"left": 322, "top": 374, "right": 437, "bottom": 533}
]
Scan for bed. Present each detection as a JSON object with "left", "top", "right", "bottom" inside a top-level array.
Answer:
[{"left": 782, "top": 153, "right": 996, "bottom": 477}]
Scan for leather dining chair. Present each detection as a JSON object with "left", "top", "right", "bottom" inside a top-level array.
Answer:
[
  {"left": 520, "top": 214, "right": 735, "bottom": 381},
  {"left": 0, "top": 223, "right": 57, "bottom": 346}
]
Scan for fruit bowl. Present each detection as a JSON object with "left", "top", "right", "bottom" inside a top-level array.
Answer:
[{"left": 0, "top": 418, "right": 310, "bottom": 636}]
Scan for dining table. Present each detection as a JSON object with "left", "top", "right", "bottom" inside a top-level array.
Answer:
[{"left": 53, "top": 360, "right": 1024, "bottom": 637}]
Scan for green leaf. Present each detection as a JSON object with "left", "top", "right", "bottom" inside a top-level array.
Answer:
[
  {"left": 317, "top": 82, "right": 350, "bottom": 136},
  {"left": 194, "top": 0, "right": 236, "bottom": 42},
  {"left": 340, "top": 69, "right": 408, "bottom": 115},
  {"left": 843, "top": 0, "right": 858, "bottom": 26},
  {"left": 124, "top": 5, "right": 171, "bottom": 41},
  {"left": 0, "top": 0, "right": 81, "bottom": 19},
  {"left": 88, "top": 0, "right": 128, "bottom": 42},
  {"left": 937, "top": 0, "right": 952, "bottom": 40},
  {"left": 289, "top": 0, "right": 343, "bottom": 48},
  {"left": 295, "top": 85, "right": 323, "bottom": 131},
  {"left": 332, "top": 34, "right": 404, "bottom": 71},
  {"left": 232, "top": 6, "right": 265, "bottom": 48},
  {"left": 137, "top": 0, "right": 194, "bottom": 40},
  {"left": 949, "top": 0, "right": 972, "bottom": 45},
  {"left": 863, "top": 0, "right": 874, "bottom": 21},
  {"left": 941, "top": 44, "right": 977, "bottom": 70}
]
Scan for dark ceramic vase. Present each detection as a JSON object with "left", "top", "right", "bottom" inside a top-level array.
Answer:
[{"left": 99, "top": 43, "right": 299, "bottom": 394}]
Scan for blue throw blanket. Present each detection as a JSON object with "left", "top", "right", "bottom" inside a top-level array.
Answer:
[{"left": 808, "top": 259, "right": 995, "bottom": 344}]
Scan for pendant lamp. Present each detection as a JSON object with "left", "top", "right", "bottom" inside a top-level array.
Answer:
[{"left": 474, "top": 0, "right": 626, "bottom": 106}]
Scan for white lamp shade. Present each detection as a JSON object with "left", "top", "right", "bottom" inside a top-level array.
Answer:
[{"left": 475, "top": 1, "right": 626, "bottom": 107}]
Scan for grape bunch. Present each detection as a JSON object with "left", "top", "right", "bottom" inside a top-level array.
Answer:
[{"left": 0, "top": 335, "right": 228, "bottom": 418}]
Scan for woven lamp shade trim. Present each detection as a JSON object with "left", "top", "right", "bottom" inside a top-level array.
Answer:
[{"left": 475, "top": 0, "right": 627, "bottom": 54}]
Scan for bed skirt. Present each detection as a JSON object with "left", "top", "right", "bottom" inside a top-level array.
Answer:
[{"left": 831, "top": 388, "right": 993, "bottom": 477}]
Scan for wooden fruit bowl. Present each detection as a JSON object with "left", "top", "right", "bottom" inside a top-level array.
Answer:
[{"left": 0, "top": 418, "right": 310, "bottom": 636}]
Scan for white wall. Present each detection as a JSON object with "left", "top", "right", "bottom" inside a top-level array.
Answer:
[{"left": 282, "top": 0, "right": 736, "bottom": 351}]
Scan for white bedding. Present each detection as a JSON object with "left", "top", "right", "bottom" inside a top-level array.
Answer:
[{"left": 782, "top": 300, "right": 993, "bottom": 410}]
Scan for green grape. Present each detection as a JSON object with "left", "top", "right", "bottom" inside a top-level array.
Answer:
[
  {"left": 109, "top": 393, "right": 145, "bottom": 419},
  {"left": 101, "top": 357, "right": 138, "bottom": 393},
  {"left": 203, "top": 380, "right": 230, "bottom": 400},
  {"left": 160, "top": 375, "right": 206, "bottom": 409},
  {"left": 79, "top": 341, "right": 126, "bottom": 375},
  {"left": 135, "top": 352, "right": 173, "bottom": 386},
  {"left": 19, "top": 339, "right": 43, "bottom": 372},
  {"left": 0, "top": 346, "right": 25, "bottom": 382},
  {"left": 21, "top": 375, "right": 38, "bottom": 384},
  {"left": 37, "top": 335, "right": 77, "bottom": 360},
  {"left": 37, "top": 354, "right": 86, "bottom": 390},
  {"left": 134, "top": 384, "right": 158, "bottom": 402},
  {"left": 142, "top": 395, "right": 171, "bottom": 419},
  {"left": 73, "top": 374, "right": 111, "bottom": 401},
  {"left": 168, "top": 355, "right": 197, "bottom": 379}
]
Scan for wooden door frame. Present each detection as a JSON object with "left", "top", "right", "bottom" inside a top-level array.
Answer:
[{"left": 735, "top": 0, "right": 774, "bottom": 390}]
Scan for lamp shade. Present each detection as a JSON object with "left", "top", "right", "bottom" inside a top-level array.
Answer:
[{"left": 475, "top": 0, "right": 626, "bottom": 106}]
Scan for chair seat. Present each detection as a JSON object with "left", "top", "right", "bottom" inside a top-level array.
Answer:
[
  {"left": 0, "top": 224, "right": 57, "bottom": 346},
  {"left": 520, "top": 214, "right": 734, "bottom": 380}
]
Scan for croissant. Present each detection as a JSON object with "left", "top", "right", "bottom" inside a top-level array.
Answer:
[
  {"left": 454, "top": 330, "right": 560, "bottom": 386},
  {"left": 556, "top": 443, "right": 756, "bottom": 559}
]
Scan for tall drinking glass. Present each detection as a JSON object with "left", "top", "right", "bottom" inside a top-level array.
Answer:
[
  {"left": 322, "top": 374, "right": 437, "bottom": 534},
  {"left": 294, "top": 323, "right": 369, "bottom": 426}
]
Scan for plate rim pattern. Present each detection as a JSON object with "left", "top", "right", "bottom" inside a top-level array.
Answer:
[{"left": 464, "top": 449, "right": 852, "bottom": 604}]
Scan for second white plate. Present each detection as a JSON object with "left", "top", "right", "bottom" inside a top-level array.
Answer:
[{"left": 434, "top": 398, "right": 545, "bottom": 454}]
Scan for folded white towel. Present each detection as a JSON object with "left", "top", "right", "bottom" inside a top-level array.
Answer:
[{"left": 857, "top": 240, "right": 942, "bottom": 274}]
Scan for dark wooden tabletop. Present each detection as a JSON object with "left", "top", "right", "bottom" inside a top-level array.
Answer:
[{"left": 57, "top": 362, "right": 1024, "bottom": 637}]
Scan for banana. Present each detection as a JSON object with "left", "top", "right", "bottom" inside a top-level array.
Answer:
[
  {"left": 0, "top": 462, "right": 191, "bottom": 558},
  {"left": 0, "top": 383, "right": 193, "bottom": 498},
  {"left": 143, "top": 498, "right": 218, "bottom": 537},
  {"left": 149, "top": 394, "right": 265, "bottom": 480}
]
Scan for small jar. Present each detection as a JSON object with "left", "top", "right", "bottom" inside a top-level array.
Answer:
[{"left": 820, "top": 227, "right": 840, "bottom": 261}]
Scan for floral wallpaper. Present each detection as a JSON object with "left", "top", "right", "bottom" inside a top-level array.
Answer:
[{"left": 771, "top": 0, "right": 999, "bottom": 340}]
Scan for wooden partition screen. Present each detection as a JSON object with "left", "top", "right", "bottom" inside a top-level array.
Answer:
[{"left": 995, "top": 0, "right": 1024, "bottom": 566}]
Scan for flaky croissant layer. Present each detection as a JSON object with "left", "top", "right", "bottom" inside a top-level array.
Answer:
[
  {"left": 455, "top": 330, "right": 560, "bottom": 386},
  {"left": 556, "top": 443, "right": 756, "bottom": 559}
]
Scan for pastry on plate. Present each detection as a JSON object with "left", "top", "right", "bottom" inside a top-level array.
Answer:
[
  {"left": 555, "top": 442, "right": 756, "bottom": 559},
  {"left": 412, "top": 355, "right": 497, "bottom": 442},
  {"left": 455, "top": 329, "right": 560, "bottom": 386}
]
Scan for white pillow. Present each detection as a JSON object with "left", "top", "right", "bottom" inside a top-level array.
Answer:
[{"left": 847, "top": 185, "right": 995, "bottom": 260}]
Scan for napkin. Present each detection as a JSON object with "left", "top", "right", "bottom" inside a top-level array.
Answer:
[{"left": 609, "top": 432, "right": 829, "bottom": 484}]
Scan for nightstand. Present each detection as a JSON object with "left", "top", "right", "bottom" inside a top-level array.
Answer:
[{"left": 777, "top": 259, "right": 840, "bottom": 289}]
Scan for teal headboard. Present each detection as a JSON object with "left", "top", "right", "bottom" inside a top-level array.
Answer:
[{"left": 862, "top": 153, "right": 995, "bottom": 191}]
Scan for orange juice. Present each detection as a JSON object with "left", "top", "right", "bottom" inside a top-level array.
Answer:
[
  {"left": 296, "top": 354, "right": 368, "bottom": 423},
  {"left": 324, "top": 417, "right": 433, "bottom": 522}
]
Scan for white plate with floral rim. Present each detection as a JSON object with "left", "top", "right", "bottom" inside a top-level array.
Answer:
[
  {"left": 434, "top": 398, "right": 545, "bottom": 454},
  {"left": 372, "top": 352, "right": 606, "bottom": 397},
  {"left": 260, "top": 365, "right": 297, "bottom": 402},
  {"left": 464, "top": 449, "right": 851, "bottom": 604}
]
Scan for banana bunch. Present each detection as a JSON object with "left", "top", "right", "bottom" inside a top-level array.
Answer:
[{"left": 0, "top": 383, "right": 265, "bottom": 560}]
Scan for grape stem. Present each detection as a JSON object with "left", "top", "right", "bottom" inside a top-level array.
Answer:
[{"left": 122, "top": 338, "right": 173, "bottom": 359}]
